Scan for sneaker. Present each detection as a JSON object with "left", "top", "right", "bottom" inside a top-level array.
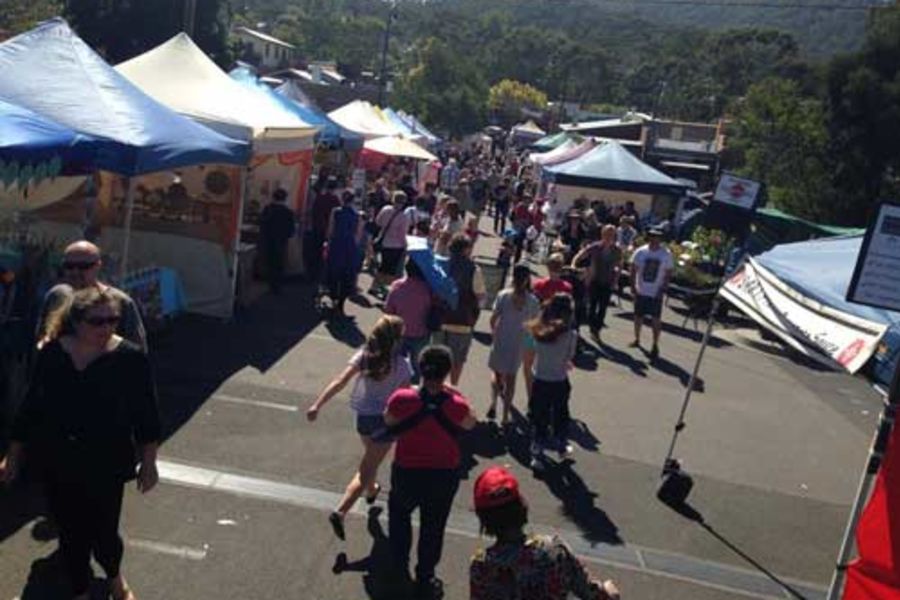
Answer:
[
  {"left": 650, "top": 344, "right": 660, "bottom": 359},
  {"left": 414, "top": 576, "right": 444, "bottom": 600},
  {"left": 486, "top": 407, "right": 497, "bottom": 421},
  {"left": 530, "top": 441, "right": 544, "bottom": 469},
  {"left": 328, "top": 511, "right": 345, "bottom": 541},
  {"left": 628, "top": 340, "right": 640, "bottom": 348}
]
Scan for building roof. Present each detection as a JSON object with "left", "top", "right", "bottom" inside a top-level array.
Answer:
[{"left": 235, "top": 27, "right": 295, "bottom": 50}]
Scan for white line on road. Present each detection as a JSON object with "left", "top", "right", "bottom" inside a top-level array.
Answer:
[
  {"left": 213, "top": 394, "right": 298, "bottom": 412},
  {"left": 156, "top": 458, "right": 826, "bottom": 600},
  {"left": 127, "top": 538, "right": 208, "bottom": 561}
]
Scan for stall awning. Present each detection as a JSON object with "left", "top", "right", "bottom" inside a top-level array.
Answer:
[
  {"left": 544, "top": 140, "right": 688, "bottom": 195},
  {"left": 0, "top": 19, "right": 250, "bottom": 175},
  {"left": 230, "top": 67, "right": 363, "bottom": 151},
  {"left": 328, "top": 100, "right": 402, "bottom": 140},
  {"left": 117, "top": 33, "right": 317, "bottom": 153},
  {"left": 363, "top": 136, "right": 437, "bottom": 162},
  {"left": 271, "top": 79, "right": 364, "bottom": 150},
  {"left": 0, "top": 98, "right": 116, "bottom": 185}
]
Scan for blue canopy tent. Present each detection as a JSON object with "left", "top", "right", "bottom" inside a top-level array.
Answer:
[
  {"left": 0, "top": 19, "right": 250, "bottom": 176},
  {"left": 269, "top": 78, "right": 364, "bottom": 150},
  {"left": 544, "top": 140, "right": 688, "bottom": 196},
  {"left": 0, "top": 19, "right": 251, "bottom": 286},
  {"left": 0, "top": 99, "right": 117, "bottom": 188},
  {"left": 382, "top": 107, "right": 420, "bottom": 140},
  {"left": 722, "top": 235, "right": 900, "bottom": 388},
  {"left": 397, "top": 110, "right": 441, "bottom": 146}
]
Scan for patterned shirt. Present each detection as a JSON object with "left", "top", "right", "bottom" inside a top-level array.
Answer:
[{"left": 470, "top": 535, "right": 608, "bottom": 600}]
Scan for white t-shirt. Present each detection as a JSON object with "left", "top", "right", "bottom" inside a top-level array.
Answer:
[
  {"left": 376, "top": 205, "right": 411, "bottom": 249},
  {"left": 348, "top": 350, "right": 413, "bottom": 416},
  {"left": 631, "top": 244, "right": 674, "bottom": 298}
]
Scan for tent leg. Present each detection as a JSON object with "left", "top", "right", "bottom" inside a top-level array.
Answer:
[
  {"left": 228, "top": 167, "right": 250, "bottom": 322},
  {"left": 118, "top": 177, "right": 136, "bottom": 282},
  {"left": 825, "top": 361, "right": 900, "bottom": 599},
  {"left": 661, "top": 296, "right": 719, "bottom": 473}
]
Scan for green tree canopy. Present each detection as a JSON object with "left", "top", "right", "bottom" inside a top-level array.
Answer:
[{"left": 488, "top": 79, "right": 548, "bottom": 127}]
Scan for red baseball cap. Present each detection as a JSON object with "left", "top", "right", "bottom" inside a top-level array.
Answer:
[{"left": 474, "top": 467, "right": 522, "bottom": 510}]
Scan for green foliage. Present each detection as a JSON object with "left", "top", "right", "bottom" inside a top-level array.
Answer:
[
  {"left": 488, "top": 79, "right": 548, "bottom": 127},
  {"left": 392, "top": 37, "right": 488, "bottom": 138},
  {"left": 732, "top": 78, "right": 837, "bottom": 223},
  {"left": 64, "top": 0, "right": 232, "bottom": 65},
  {"left": 0, "top": 0, "right": 61, "bottom": 34}
]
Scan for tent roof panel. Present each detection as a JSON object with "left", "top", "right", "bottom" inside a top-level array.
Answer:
[
  {"left": 117, "top": 33, "right": 316, "bottom": 149},
  {"left": 545, "top": 140, "right": 687, "bottom": 195},
  {"left": 328, "top": 100, "right": 402, "bottom": 140},
  {"left": 0, "top": 19, "right": 249, "bottom": 174}
]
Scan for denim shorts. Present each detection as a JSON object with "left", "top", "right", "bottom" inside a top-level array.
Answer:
[{"left": 356, "top": 414, "right": 386, "bottom": 435}]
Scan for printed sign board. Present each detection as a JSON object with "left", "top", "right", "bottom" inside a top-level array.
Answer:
[
  {"left": 712, "top": 173, "right": 762, "bottom": 211},
  {"left": 847, "top": 200, "right": 900, "bottom": 312}
]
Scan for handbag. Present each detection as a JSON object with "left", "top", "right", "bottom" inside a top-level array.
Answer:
[{"left": 373, "top": 207, "right": 402, "bottom": 252}]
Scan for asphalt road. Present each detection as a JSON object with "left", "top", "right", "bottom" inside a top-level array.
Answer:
[{"left": 0, "top": 220, "right": 883, "bottom": 600}]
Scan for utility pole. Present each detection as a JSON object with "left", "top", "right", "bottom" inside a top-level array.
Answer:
[
  {"left": 377, "top": 1, "right": 397, "bottom": 107},
  {"left": 183, "top": 0, "right": 197, "bottom": 38}
]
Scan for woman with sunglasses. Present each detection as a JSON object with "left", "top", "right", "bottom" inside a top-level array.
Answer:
[{"left": 1, "top": 287, "right": 161, "bottom": 600}]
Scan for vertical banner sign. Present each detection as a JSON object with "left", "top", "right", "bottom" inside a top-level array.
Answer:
[
  {"left": 847, "top": 201, "right": 900, "bottom": 312},
  {"left": 712, "top": 173, "right": 762, "bottom": 211}
]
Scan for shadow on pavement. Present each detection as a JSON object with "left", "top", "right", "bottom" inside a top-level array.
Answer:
[
  {"left": 596, "top": 341, "right": 648, "bottom": 377},
  {"left": 333, "top": 507, "right": 413, "bottom": 600},
  {"left": 150, "top": 282, "right": 324, "bottom": 441},
  {"left": 646, "top": 352, "right": 705, "bottom": 391},
  {"left": 614, "top": 311, "right": 733, "bottom": 349},
  {"left": 492, "top": 417, "right": 623, "bottom": 546},
  {"left": 660, "top": 498, "right": 808, "bottom": 600},
  {"left": 18, "top": 548, "right": 110, "bottom": 600}
]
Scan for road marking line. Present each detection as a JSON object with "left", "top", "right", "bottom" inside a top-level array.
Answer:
[
  {"left": 156, "top": 458, "right": 826, "bottom": 600},
  {"left": 127, "top": 538, "right": 207, "bottom": 561},
  {"left": 213, "top": 393, "right": 298, "bottom": 412}
]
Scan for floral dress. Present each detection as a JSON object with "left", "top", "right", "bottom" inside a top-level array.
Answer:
[{"left": 470, "top": 535, "right": 608, "bottom": 600}]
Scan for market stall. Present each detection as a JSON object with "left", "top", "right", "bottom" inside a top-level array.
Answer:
[
  {"left": 543, "top": 140, "right": 689, "bottom": 223},
  {"left": 328, "top": 100, "right": 402, "bottom": 140},
  {"left": 117, "top": 32, "right": 319, "bottom": 296},
  {"left": 0, "top": 19, "right": 251, "bottom": 319}
]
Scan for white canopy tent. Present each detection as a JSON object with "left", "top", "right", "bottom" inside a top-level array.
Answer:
[
  {"left": 328, "top": 100, "right": 402, "bottom": 140},
  {"left": 117, "top": 33, "right": 317, "bottom": 153},
  {"left": 364, "top": 136, "right": 438, "bottom": 162},
  {"left": 528, "top": 139, "right": 579, "bottom": 166}
]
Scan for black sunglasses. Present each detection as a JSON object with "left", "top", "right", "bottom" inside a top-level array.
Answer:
[
  {"left": 83, "top": 315, "right": 120, "bottom": 327},
  {"left": 62, "top": 261, "right": 98, "bottom": 271}
]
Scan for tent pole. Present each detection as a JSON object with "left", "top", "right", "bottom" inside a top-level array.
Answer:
[
  {"left": 228, "top": 166, "right": 250, "bottom": 321},
  {"left": 661, "top": 295, "right": 720, "bottom": 473},
  {"left": 118, "top": 177, "right": 136, "bottom": 282},
  {"left": 825, "top": 359, "right": 900, "bottom": 600}
]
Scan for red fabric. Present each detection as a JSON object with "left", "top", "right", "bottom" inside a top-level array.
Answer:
[
  {"left": 533, "top": 277, "right": 573, "bottom": 303},
  {"left": 843, "top": 421, "right": 900, "bottom": 599},
  {"left": 387, "top": 387, "right": 470, "bottom": 470},
  {"left": 474, "top": 467, "right": 522, "bottom": 510}
]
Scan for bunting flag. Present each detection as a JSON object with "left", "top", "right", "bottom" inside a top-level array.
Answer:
[{"left": 842, "top": 420, "right": 900, "bottom": 599}]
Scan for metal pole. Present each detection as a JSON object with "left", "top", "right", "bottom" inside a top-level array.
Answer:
[
  {"left": 661, "top": 295, "right": 720, "bottom": 473},
  {"left": 826, "top": 359, "right": 900, "bottom": 599},
  {"left": 377, "top": 2, "right": 395, "bottom": 107},
  {"left": 228, "top": 167, "right": 250, "bottom": 321},
  {"left": 118, "top": 177, "right": 137, "bottom": 282},
  {"left": 183, "top": 0, "right": 197, "bottom": 37}
]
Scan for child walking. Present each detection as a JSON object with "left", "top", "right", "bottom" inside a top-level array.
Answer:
[{"left": 526, "top": 293, "right": 577, "bottom": 468}]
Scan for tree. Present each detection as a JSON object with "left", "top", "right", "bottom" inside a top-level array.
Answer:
[
  {"left": 65, "top": 0, "right": 232, "bottom": 66},
  {"left": 824, "top": 4, "right": 900, "bottom": 225},
  {"left": 732, "top": 78, "right": 838, "bottom": 223},
  {"left": 393, "top": 37, "right": 487, "bottom": 137},
  {"left": 0, "top": 0, "right": 61, "bottom": 35},
  {"left": 488, "top": 79, "right": 548, "bottom": 127}
]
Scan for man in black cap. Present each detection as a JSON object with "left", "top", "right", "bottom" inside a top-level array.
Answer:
[{"left": 629, "top": 227, "right": 674, "bottom": 358}]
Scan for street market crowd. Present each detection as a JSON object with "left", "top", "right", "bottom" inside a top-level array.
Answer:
[{"left": 0, "top": 139, "right": 685, "bottom": 600}]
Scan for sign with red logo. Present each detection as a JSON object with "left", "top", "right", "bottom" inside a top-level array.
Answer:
[{"left": 713, "top": 173, "right": 761, "bottom": 211}]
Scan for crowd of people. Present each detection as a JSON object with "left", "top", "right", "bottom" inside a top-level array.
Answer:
[{"left": 0, "top": 140, "right": 683, "bottom": 599}]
